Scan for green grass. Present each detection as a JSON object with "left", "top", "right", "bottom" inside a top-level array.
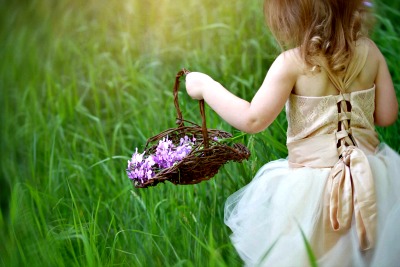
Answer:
[{"left": 0, "top": 0, "right": 399, "bottom": 266}]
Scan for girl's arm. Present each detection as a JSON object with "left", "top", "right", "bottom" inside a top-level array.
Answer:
[
  {"left": 185, "top": 51, "right": 298, "bottom": 134},
  {"left": 371, "top": 42, "right": 398, "bottom": 126}
]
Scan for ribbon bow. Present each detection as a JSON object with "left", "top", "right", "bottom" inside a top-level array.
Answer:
[{"left": 328, "top": 146, "right": 377, "bottom": 250}]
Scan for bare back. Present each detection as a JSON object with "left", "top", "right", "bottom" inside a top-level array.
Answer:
[
  {"left": 293, "top": 39, "right": 378, "bottom": 97},
  {"left": 287, "top": 38, "right": 397, "bottom": 126}
]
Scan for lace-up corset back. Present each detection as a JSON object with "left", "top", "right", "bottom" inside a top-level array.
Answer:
[
  {"left": 286, "top": 39, "right": 379, "bottom": 156},
  {"left": 286, "top": 87, "right": 376, "bottom": 144},
  {"left": 285, "top": 39, "right": 380, "bottom": 251}
]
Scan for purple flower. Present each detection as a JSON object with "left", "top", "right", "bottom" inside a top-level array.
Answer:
[
  {"left": 127, "top": 135, "right": 196, "bottom": 184},
  {"left": 175, "top": 143, "right": 192, "bottom": 160},
  {"left": 363, "top": 1, "right": 373, "bottom": 7},
  {"left": 154, "top": 137, "right": 176, "bottom": 168},
  {"left": 127, "top": 149, "right": 156, "bottom": 183}
]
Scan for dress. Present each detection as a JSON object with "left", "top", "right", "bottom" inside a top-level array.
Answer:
[{"left": 224, "top": 41, "right": 400, "bottom": 267}]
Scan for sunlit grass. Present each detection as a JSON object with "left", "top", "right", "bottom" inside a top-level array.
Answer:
[{"left": 0, "top": 0, "right": 399, "bottom": 266}]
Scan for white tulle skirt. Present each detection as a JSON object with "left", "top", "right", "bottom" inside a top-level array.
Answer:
[{"left": 224, "top": 144, "right": 400, "bottom": 267}]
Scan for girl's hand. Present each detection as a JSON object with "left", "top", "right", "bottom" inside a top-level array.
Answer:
[{"left": 185, "top": 72, "right": 215, "bottom": 100}]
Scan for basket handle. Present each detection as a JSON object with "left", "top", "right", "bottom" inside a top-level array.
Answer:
[{"left": 173, "top": 69, "right": 209, "bottom": 149}]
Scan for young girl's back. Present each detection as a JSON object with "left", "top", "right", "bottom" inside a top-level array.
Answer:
[
  {"left": 185, "top": 0, "right": 400, "bottom": 266},
  {"left": 292, "top": 42, "right": 374, "bottom": 96},
  {"left": 291, "top": 38, "right": 397, "bottom": 126}
]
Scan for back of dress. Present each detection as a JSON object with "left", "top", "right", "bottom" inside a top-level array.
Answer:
[
  {"left": 285, "top": 38, "right": 380, "bottom": 250},
  {"left": 286, "top": 38, "right": 380, "bottom": 165},
  {"left": 225, "top": 38, "right": 400, "bottom": 267}
]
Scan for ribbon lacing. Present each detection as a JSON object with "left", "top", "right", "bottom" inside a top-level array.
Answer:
[{"left": 327, "top": 96, "right": 377, "bottom": 250}]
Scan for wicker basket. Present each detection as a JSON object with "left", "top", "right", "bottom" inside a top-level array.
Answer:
[{"left": 133, "top": 69, "right": 250, "bottom": 188}]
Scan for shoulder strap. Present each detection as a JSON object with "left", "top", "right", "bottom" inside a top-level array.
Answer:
[
  {"left": 319, "top": 39, "right": 369, "bottom": 94},
  {"left": 343, "top": 39, "right": 369, "bottom": 91}
]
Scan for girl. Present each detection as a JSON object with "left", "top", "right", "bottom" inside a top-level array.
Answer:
[{"left": 185, "top": 0, "right": 400, "bottom": 266}]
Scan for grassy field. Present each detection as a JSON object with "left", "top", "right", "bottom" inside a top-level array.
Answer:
[{"left": 1, "top": 0, "right": 399, "bottom": 266}]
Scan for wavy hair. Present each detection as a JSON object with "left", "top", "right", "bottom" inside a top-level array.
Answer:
[{"left": 264, "top": 0, "right": 374, "bottom": 73}]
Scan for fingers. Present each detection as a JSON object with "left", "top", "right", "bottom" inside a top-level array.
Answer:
[{"left": 185, "top": 72, "right": 205, "bottom": 100}]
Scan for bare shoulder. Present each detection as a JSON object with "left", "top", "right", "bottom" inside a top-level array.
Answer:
[
  {"left": 362, "top": 38, "right": 391, "bottom": 81},
  {"left": 260, "top": 48, "right": 300, "bottom": 95},
  {"left": 356, "top": 38, "right": 383, "bottom": 85},
  {"left": 272, "top": 48, "right": 303, "bottom": 77},
  {"left": 363, "top": 38, "right": 385, "bottom": 62},
  {"left": 280, "top": 48, "right": 303, "bottom": 67},
  {"left": 363, "top": 38, "right": 399, "bottom": 126},
  {"left": 362, "top": 37, "right": 377, "bottom": 49}
]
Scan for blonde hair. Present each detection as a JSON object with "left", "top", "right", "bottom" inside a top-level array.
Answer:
[{"left": 264, "top": 0, "right": 373, "bottom": 74}]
